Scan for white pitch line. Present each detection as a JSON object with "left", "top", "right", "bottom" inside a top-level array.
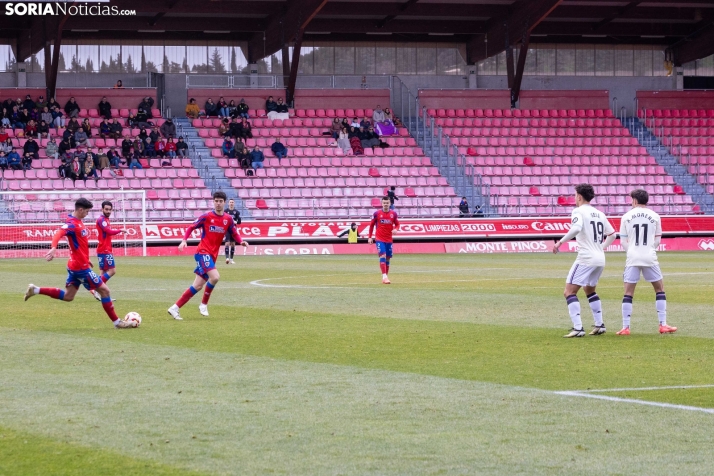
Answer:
[
  {"left": 575, "top": 384, "right": 714, "bottom": 393},
  {"left": 555, "top": 390, "right": 714, "bottom": 414}
]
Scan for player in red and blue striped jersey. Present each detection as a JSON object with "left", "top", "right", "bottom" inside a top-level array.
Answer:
[
  {"left": 90, "top": 200, "right": 124, "bottom": 301},
  {"left": 368, "top": 196, "right": 400, "bottom": 284},
  {"left": 24, "top": 198, "right": 136, "bottom": 329},
  {"left": 168, "top": 191, "right": 248, "bottom": 320}
]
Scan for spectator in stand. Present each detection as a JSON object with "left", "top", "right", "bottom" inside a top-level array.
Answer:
[
  {"left": 337, "top": 127, "right": 351, "bottom": 154},
  {"left": 100, "top": 119, "right": 112, "bottom": 138},
  {"left": 47, "top": 97, "right": 61, "bottom": 111},
  {"left": 37, "top": 96, "right": 47, "bottom": 110},
  {"left": 23, "top": 136, "right": 39, "bottom": 167},
  {"left": 96, "top": 147, "right": 110, "bottom": 170},
  {"left": 113, "top": 80, "right": 124, "bottom": 89},
  {"left": 250, "top": 146, "right": 264, "bottom": 169},
  {"left": 37, "top": 119, "right": 50, "bottom": 139},
  {"left": 149, "top": 126, "right": 160, "bottom": 144},
  {"left": 139, "top": 96, "right": 155, "bottom": 118},
  {"left": 0, "top": 126, "right": 8, "bottom": 144},
  {"left": 40, "top": 106, "right": 52, "bottom": 126},
  {"left": 154, "top": 137, "right": 166, "bottom": 158},
  {"left": 228, "top": 117, "right": 240, "bottom": 139},
  {"left": 218, "top": 118, "right": 230, "bottom": 138},
  {"left": 350, "top": 117, "right": 360, "bottom": 128},
  {"left": 58, "top": 137, "right": 72, "bottom": 157},
  {"left": 387, "top": 186, "right": 398, "bottom": 210},
  {"left": 127, "top": 112, "right": 138, "bottom": 129},
  {"left": 109, "top": 118, "right": 123, "bottom": 139},
  {"left": 24, "top": 119, "right": 38, "bottom": 138},
  {"left": 235, "top": 138, "right": 248, "bottom": 166},
  {"left": 51, "top": 105, "right": 65, "bottom": 129},
  {"left": 81, "top": 118, "right": 93, "bottom": 139},
  {"left": 349, "top": 130, "right": 363, "bottom": 156},
  {"left": 222, "top": 137, "right": 235, "bottom": 158},
  {"left": 66, "top": 117, "right": 80, "bottom": 134},
  {"left": 176, "top": 136, "right": 188, "bottom": 157},
  {"left": 0, "top": 108, "right": 10, "bottom": 128},
  {"left": 265, "top": 96, "right": 277, "bottom": 114},
  {"left": 217, "top": 97, "right": 229, "bottom": 118},
  {"left": 360, "top": 116, "right": 372, "bottom": 129},
  {"left": 160, "top": 117, "right": 176, "bottom": 139},
  {"left": 10, "top": 106, "right": 25, "bottom": 129},
  {"left": 45, "top": 137, "right": 59, "bottom": 159},
  {"left": 128, "top": 149, "right": 143, "bottom": 169},
  {"left": 68, "top": 155, "right": 84, "bottom": 183},
  {"left": 108, "top": 147, "right": 121, "bottom": 168},
  {"left": 374, "top": 111, "right": 397, "bottom": 136},
  {"left": 330, "top": 118, "right": 342, "bottom": 139},
  {"left": 98, "top": 96, "right": 112, "bottom": 119},
  {"left": 228, "top": 99, "right": 237, "bottom": 117},
  {"left": 29, "top": 106, "right": 41, "bottom": 123},
  {"left": 236, "top": 98, "right": 249, "bottom": 119},
  {"left": 164, "top": 137, "right": 177, "bottom": 158},
  {"left": 84, "top": 154, "right": 98, "bottom": 182},
  {"left": 64, "top": 96, "right": 80, "bottom": 118},
  {"left": 144, "top": 137, "right": 156, "bottom": 158},
  {"left": 185, "top": 98, "right": 200, "bottom": 119},
  {"left": 372, "top": 105, "right": 386, "bottom": 123},
  {"left": 62, "top": 127, "right": 76, "bottom": 149},
  {"left": 121, "top": 135, "right": 133, "bottom": 157},
  {"left": 204, "top": 98, "right": 218, "bottom": 118},
  {"left": 135, "top": 108, "right": 151, "bottom": 128},
  {"left": 238, "top": 118, "right": 253, "bottom": 140},
  {"left": 473, "top": 203, "right": 484, "bottom": 217},
  {"left": 1, "top": 137, "right": 13, "bottom": 155},
  {"left": 23, "top": 95, "right": 36, "bottom": 112},
  {"left": 270, "top": 137, "right": 288, "bottom": 161},
  {"left": 458, "top": 197, "right": 470, "bottom": 217},
  {"left": 74, "top": 127, "right": 90, "bottom": 147},
  {"left": 268, "top": 98, "right": 289, "bottom": 120},
  {"left": 138, "top": 127, "right": 148, "bottom": 143},
  {"left": 0, "top": 151, "right": 6, "bottom": 170},
  {"left": 7, "top": 147, "right": 22, "bottom": 170},
  {"left": 132, "top": 137, "right": 144, "bottom": 158}
]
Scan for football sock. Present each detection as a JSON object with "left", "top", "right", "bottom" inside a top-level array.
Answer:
[
  {"left": 586, "top": 292, "right": 603, "bottom": 326},
  {"left": 101, "top": 272, "right": 111, "bottom": 283},
  {"left": 225, "top": 245, "right": 230, "bottom": 258},
  {"left": 656, "top": 292, "right": 667, "bottom": 325},
  {"left": 230, "top": 246, "right": 235, "bottom": 259},
  {"left": 622, "top": 295, "right": 633, "bottom": 328},
  {"left": 39, "top": 287, "right": 65, "bottom": 300},
  {"left": 202, "top": 282, "right": 215, "bottom": 305},
  {"left": 566, "top": 294, "right": 582, "bottom": 330},
  {"left": 176, "top": 286, "right": 198, "bottom": 308},
  {"left": 100, "top": 296, "right": 119, "bottom": 322},
  {"left": 379, "top": 257, "right": 387, "bottom": 274},
  {"left": 385, "top": 261, "right": 390, "bottom": 275}
]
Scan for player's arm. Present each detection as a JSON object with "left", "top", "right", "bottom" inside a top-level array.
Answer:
[
  {"left": 337, "top": 228, "right": 349, "bottom": 238},
  {"left": 653, "top": 217, "right": 663, "bottom": 248},
  {"left": 47, "top": 228, "right": 67, "bottom": 261},
  {"left": 179, "top": 215, "right": 204, "bottom": 250},
  {"left": 367, "top": 213, "right": 377, "bottom": 244},
  {"left": 619, "top": 218, "right": 629, "bottom": 251},
  {"left": 553, "top": 212, "right": 582, "bottom": 254},
  {"left": 602, "top": 219, "right": 617, "bottom": 249},
  {"left": 229, "top": 221, "right": 248, "bottom": 247},
  {"left": 393, "top": 213, "right": 400, "bottom": 232},
  {"left": 97, "top": 219, "right": 123, "bottom": 236}
]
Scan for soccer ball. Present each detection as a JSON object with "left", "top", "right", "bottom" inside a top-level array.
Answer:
[{"left": 124, "top": 312, "right": 142, "bottom": 327}]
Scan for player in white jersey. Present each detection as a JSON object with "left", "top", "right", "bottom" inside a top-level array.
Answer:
[
  {"left": 616, "top": 189, "right": 677, "bottom": 335},
  {"left": 553, "top": 184, "right": 616, "bottom": 338}
]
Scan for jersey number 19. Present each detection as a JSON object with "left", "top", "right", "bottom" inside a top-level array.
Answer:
[{"left": 590, "top": 221, "right": 605, "bottom": 244}]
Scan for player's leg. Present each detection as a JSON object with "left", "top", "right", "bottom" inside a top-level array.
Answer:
[
  {"left": 618, "top": 266, "right": 640, "bottom": 335},
  {"left": 376, "top": 241, "right": 390, "bottom": 283},
  {"left": 584, "top": 285, "right": 605, "bottom": 334},
  {"left": 199, "top": 268, "right": 220, "bottom": 316},
  {"left": 646, "top": 265, "right": 676, "bottom": 333},
  {"left": 94, "top": 281, "right": 134, "bottom": 328},
  {"left": 224, "top": 236, "right": 231, "bottom": 264},
  {"left": 562, "top": 262, "right": 586, "bottom": 337},
  {"left": 25, "top": 272, "right": 81, "bottom": 302},
  {"left": 384, "top": 243, "right": 393, "bottom": 277},
  {"left": 169, "top": 274, "right": 206, "bottom": 320},
  {"left": 229, "top": 240, "right": 236, "bottom": 264}
]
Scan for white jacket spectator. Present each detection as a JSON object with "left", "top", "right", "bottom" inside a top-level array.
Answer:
[{"left": 372, "top": 105, "right": 386, "bottom": 123}]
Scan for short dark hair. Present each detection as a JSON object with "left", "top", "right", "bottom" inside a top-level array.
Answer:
[
  {"left": 101, "top": 200, "right": 113, "bottom": 209},
  {"left": 382, "top": 196, "right": 391, "bottom": 201},
  {"left": 630, "top": 189, "right": 649, "bottom": 205},
  {"left": 75, "top": 198, "right": 93, "bottom": 210},
  {"left": 213, "top": 191, "right": 227, "bottom": 201},
  {"left": 390, "top": 186, "right": 396, "bottom": 190},
  {"left": 575, "top": 183, "right": 595, "bottom": 203}
]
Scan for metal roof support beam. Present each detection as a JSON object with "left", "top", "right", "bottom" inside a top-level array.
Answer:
[
  {"left": 46, "top": 15, "right": 70, "bottom": 99},
  {"left": 247, "top": 0, "right": 328, "bottom": 63},
  {"left": 669, "top": 24, "right": 714, "bottom": 66},
  {"left": 511, "top": 33, "right": 530, "bottom": 108},
  {"left": 286, "top": 32, "right": 303, "bottom": 106},
  {"left": 466, "top": 0, "right": 562, "bottom": 64}
]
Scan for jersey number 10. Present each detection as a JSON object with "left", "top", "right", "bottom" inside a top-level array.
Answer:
[
  {"left": 590, "top": 221, "right": 605, "bottom": 244},
  {"left": 632, "top": 223, "right": 648, "bottom": 246}
]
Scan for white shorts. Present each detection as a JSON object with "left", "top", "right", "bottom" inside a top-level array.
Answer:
[
  {"left": 566, "top": 263, "right": 604, "bottom": 287},
  {"left": 623, "top": 265, "right": 663, "bottom": 284}
]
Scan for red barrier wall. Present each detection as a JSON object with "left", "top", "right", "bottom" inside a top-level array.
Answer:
[
  {"left": 418, "top": 90, "right": 511, "bottom": 110},
  {"left": 0, "top": 88, "right": 45, "bottom": 102},
  {"left": 637, "top": 90, "right": 714, "bottom": 110},
  {"left": 187, "top": 89, "right": 389, "bottom": 111},
  {"left": 519, "top": 90, "right": 609, "bottom": 110},
  {"left": 55, "top": 88, "right": 156, "bottom": 110}
]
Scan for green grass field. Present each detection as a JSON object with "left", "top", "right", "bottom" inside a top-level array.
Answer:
[{"left": 1, "top": 251, "right": 713, "bottom": 475}]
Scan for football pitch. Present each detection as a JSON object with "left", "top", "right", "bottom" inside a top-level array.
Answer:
[{"left": 1, "top": 251, "right": 713, "bottom": 475}]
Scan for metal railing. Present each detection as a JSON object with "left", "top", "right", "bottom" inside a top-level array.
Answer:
[{"left": 184, "top": 74, "right": 393, "bottom": 90}]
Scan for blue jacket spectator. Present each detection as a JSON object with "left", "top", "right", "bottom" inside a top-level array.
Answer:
[
  {"left": 250, "top": 147, "right": 265, "bottom": 169},
  {"left": 7, "top": 149, "right": 22, "bottom": 169},
  {"left": 221, "top": 139, "right": 235, "bottom": 158},
  {"left": 270, "top": 138, "right": 288, "bottom": 161}
]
